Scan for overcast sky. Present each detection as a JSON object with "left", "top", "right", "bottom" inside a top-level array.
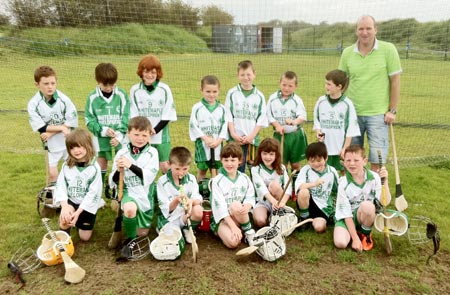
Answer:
[{"left": 186, "top": 0, "right": 450, "bottom": 25}]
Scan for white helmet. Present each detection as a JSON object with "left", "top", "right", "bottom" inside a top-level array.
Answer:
[
  {"left": 253, "top": 226, "right": 286, "bottom": 262},
  {"left": 150, "top": 223, "right": 185, "bottom": 261},
  {"left": 374, "top": 209, "right": 409, "bottom": 236},
  {"left": 270, "top": 206, "right": 298, "bottom": 237}
]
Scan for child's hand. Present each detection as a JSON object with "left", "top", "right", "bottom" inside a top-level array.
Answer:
[
  {"left": 61, "top": 125, "right": 71, "bottom": 136},
  {"left": 275, "top": 125, "right": 284, "bottom": 135},
  {"left": 231, "top": 133, "right": 244, "bottom": 144},
  {"left": 117, "top": 156, "right": 131, "bottom": 169},
  {"left": 316, "top": 131, "right": 325, "bottom": 142},
  {"left": 60, "top": 206, "right": 72, "bottom": 226},
  {"left": 210, "top": 138, "right": 222, "bottom": 149},
  {"left": 230, "top": 223, "right": 243, "bottom": 243},
  {"left": 351, "top": 236, "right": 363, "bottom": 252},
  {"left": 110, "top": 137, "right": 120, "bottom": 147},
  {"left": 378, "top": 166, "right": 388, "bottom": 179},
  {"left": 106, "top": 128, "right": 116, "bottom": 138},
  {"left": 278, "top": 199, "right": 287, "bottom": 208},
  {"left": 242, "top": 135, "right": 254, "bottom": 145},
  {"left": 69, "top": 211, "right": 81, "bottom": 227},
  {"left": 315, "top": 178, "right": 325, "bottom": 186},
  {"left": 40, "top": 132, "right": 51, "bottom": 142}
]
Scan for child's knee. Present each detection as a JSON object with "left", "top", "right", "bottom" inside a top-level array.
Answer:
[
  {"left": 334, "top": 238, "right": 348, "bottom": 249},
  {"left": 123, "top": 202, "right": 137, "bottom": 218},
  {"left": 229, "top": 201, "right": 243, "bottom": 215},
  {"left": 223, "top": 237, "right": 240, "bottom": 249},
  {"left": 268, "top": 181, "right": 282, "bottom": 196},
  {"left": 333, "top": 227, "right": 350, "bottom": 248},
  {"left": 313, "top": 218, "right": 327, "bottom": 233},
  {"left": 191, "top": 205, "right": 203, "bottom": 221},
  {"left": 253, "top": 216, "right": 267, "bottom": 228}
]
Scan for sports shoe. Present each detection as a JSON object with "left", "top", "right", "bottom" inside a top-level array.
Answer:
[
  {"left": 245, "top": 229, "right": 256, "bottom": 246},
  {"left": 298, "top": 217, "right": 311, "bottom": 232},
  {"left": 183, "top": 228, "right": 193, "bottom": 244},
  {"left": 359, "top": 232, "right": 374, "bottom": 251}
]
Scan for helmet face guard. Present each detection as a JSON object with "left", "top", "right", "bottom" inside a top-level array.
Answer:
[
  {"left": 120, "top": 236, "right": 151, "bottom": 261},
  {"left": 9, "top": 246, "right": 41, "bottom": 274},
  {"left": 270, "top": 206, "right": 298, "bottom": 237},
  {"left": 37, "top": 186, "right": 60, "bottom": 218},
  {"left": 254, "top": 226, "right": 286, "bottom": 262},
  {"left": 150, "top": 223, "right": 185, "bottom": 260}
]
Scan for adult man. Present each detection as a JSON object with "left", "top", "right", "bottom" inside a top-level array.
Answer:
[{"left": 339, "top": 15, "right": 402, "bottom": 171}]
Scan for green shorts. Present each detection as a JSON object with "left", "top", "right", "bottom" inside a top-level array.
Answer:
[
  {"left": 274, "top": 128, "right": 308, "bottom": 164},
  {"left": 197, "top": 160, "right": 222, "bottom": 171},
  {"left": 98, "top": 146, "right": 120, "bottom": 161},
  {"left": 210, "top": 215, "right": 221, "bottom": 234},
  {"left": 121, "top": 184, "right": 156, "bottom": 229},
  {"left": 151, "top": 142, "right": 171, "bottom": 162},
  {"left": 327, "top": 155, "right": 344, "bottom": 172},
  {"left": 335, "top": 210, "right": 360, "bottom": 231}
]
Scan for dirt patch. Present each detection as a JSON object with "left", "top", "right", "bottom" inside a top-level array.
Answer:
[{"left": 1, "top": 228, "right": 449, "bottom": 295}]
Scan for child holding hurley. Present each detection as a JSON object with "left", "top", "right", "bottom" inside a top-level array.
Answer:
[{"left": 210, "top": 142, "right": 256, "bottom": 248}]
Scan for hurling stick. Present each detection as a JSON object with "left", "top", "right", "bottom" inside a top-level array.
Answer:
[
  {"left": 235, "top": 240, "right": 265, "bottom": 256},
  {"left": 277, "top": 169, "right": 298, "bottom": 205},
  {"left": 210, "top": 146, "right": 217, "bottom": 177},
  {"left": 390, "top": 124, "right": 408, "bottom": 212},
  {"left": 180, "top": 185, "right": 198, "bottom": 262},
  {"left": 280, "top": 133, "right": 285, "bottom": 162},
  {"left": 41, "top": 218, "right": 85, "bottom": 284},
  {"left": 378, "top": 151, "right": 393, "bottom": 255},
  {"left": 281, "top": 218, "right": 314, "bottom": 236},
  {"left": 108, "top": 168, "right": 124, "bottom": 249}
]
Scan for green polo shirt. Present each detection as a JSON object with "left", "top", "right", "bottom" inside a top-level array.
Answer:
[{"left": 338, "top": 39, "right": 402, "bottom": 116}]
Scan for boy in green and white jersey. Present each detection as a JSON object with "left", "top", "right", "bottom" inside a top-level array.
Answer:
[
  {"left": 130, "top": 54, "right": 177, "bottom": 174},
  {"left": 189, "top": 75, "right": 228, "bottom": 181},
  {"left": 267, "top": 71, "right": 307, "bottom": 172},
  {"left": 225, "top": 60, "right": 268, "bottom": 173},
  {"left": 28, "top": 66, "right": 78, "bottom": 188},
  {"left": 295, "top": 142, "right": 339, "bottom": 233},
  {"left": 210, "top": 142, "right": 256, "bottom": 249},
  {"left": 313, "top": 69, "right": 360, "bottom": 174},
  {"left": 156, "top": 147, "right": 203, "bottom": 244},
  {"left": 334, "top": 145, "right": 391, "bottom": 252},
  {"left": 110, "top": 116, "right": 159, "bottom": 243},
  {"left": 85, "top": 63, "right": 130, "bottom": 197}
]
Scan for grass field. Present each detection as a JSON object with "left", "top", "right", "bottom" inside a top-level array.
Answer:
[{"left": 0, "top": 50, "right": 450, "bottom": 294}]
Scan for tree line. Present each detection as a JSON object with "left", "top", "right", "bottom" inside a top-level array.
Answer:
[{"left": 1, "top": 0, "right": 233, "bottom": 29}]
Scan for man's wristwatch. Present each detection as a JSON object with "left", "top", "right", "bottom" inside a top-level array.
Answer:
[{"left": 389, "top": 108, "right": 397, "bottom": 115}]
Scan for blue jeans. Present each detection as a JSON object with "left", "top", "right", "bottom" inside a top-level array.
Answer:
[
  {"left": 351, "top": 114, "right": 389, "bottom": 164},
  {"left": 238, "top": 144, "right": 248, "bottom": 173}
]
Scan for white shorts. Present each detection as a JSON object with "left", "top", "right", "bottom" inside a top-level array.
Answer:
[
  {"left": 48, "top": 150, "right": 68, "bottom": 167},
  {"left": 254, "top": 200, "right": 273, "bottom": 214}
]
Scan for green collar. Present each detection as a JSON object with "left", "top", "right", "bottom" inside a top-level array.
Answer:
[
  {"left": 276, "top": 90, "right": 295, "bottom": 101},
  {"left": 140, "top": 80, "right": 160, "bottom": 92},
  {"left": 345, "top": 167, "right": 374, "bottom": 188},
  {"left": 237, "top": 84, "right": 256, "bottom": 97},
  {"left": 167, "top": 169, "right": 189, "bottom": 188},
  {"left": 201, "top": 98, "right": 219, "bottom": 112},
  {"left": 326, "top": 94, "right": 346, "bottom": 104},
  {"left": 218, "top": 167, "right": 239, "bottom": 182}
]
